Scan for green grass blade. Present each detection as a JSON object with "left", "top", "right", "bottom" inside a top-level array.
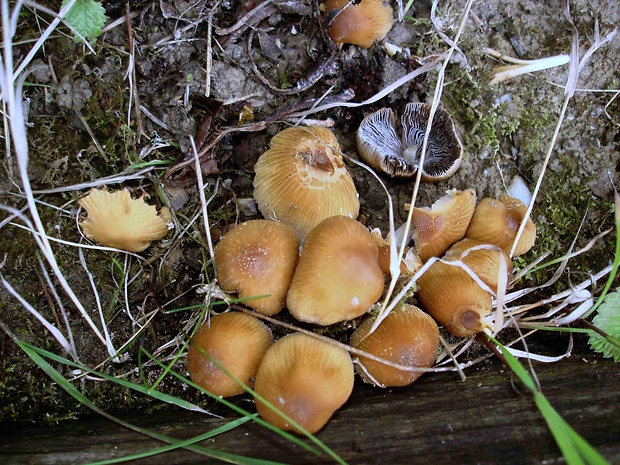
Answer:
[
  {"left": 21, "top": 342, "right": 209, "bottom": 414},
  {"left": 487, "top": 335, "right": 610, "bottom": 465},
  {"left": 143, "top": 348, "right": 347, "bottom": 463},
  {"left": 16, "top": 340, "right": 280, "bottom": 464},
  {"left": 20, "top": 338, "right": 344, "bottom": 463},
  {"left": 86, "top": 415, "right": 263, "bottom": 465}
]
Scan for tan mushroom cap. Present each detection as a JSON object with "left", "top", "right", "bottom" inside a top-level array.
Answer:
[
  {"left": 443, "top": 238, "right": 513, "bottom": 292},
  {"left": 253, "top": 127, "right": 359, "bottom": 239},
  {"left": 409, "top": 189, "right": 476, "bottom": 262},
  {"left": 371, "top": 229, "right": 421, "bottom": 276},
  {"left": 416, "top": 260, "right": 489, "bottom": 338},
  {"left": 351, "top": 304, "right": 439, "bottom": 387},
  {"left": 215, "top": 220, "right": 300, "bottom": 316},
  {"left": 324, "top": 0, "right": 393, "bottom": 49},
  {"left": 356, "top": 103, "right": 463, "bottom": 181},
  {"left": 465, "top": 194, "right": 537, "bottom": 256},
  {"left": 286, "top": 216, "right": 384, "bottom": 325},
  {"left": 186, "top": 312, "right": 273, "bottom": 397},
  {"left": 253, "top": 333, "right": 354, "bottom": 434},
  {"left": 78, "top": 188, "right": 170, "bottom": 252}
]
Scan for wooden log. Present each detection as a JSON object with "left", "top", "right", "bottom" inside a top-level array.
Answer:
[{"left": 0, "top": 351, "right": 618, "bottom": 464}]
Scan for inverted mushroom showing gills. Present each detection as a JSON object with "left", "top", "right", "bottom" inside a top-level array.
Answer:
[
  {"left": 253, "top": 127, "right": 360, "bottom": 239},
  {"left": 78, "top": 187, "right": 170, "bottom": 252},
  {"left": 357, "top": 103, "right": 463, "bottom": 181},
  {"left": 324, "top": 0, "right": 394, "bottom": 49}
]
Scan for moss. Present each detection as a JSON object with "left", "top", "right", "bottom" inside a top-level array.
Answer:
[{"left": 513, "top": 171, "right": 615, "bottom": 288}]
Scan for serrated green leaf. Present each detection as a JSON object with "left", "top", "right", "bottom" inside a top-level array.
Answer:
[
  {"left": 589, "top": 288, "right": 620, "bottom": 361},
  {"left": 61, "top": 0, "right": 107, "bottom": 43}
]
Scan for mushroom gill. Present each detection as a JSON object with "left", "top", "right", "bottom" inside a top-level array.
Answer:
[{"left": 357, "top": 103, "right": 463, "bottom": 181}]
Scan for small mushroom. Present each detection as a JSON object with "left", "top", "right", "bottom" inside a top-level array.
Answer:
[
  {"left": 409, "top": 189, "right": 476, "bottom": 262},
  {"left": 465, "top": 194, "right": 536, "bottom": 256},
  {"left": 186, "top": 312, "right": 273, "bottom": 398},
  {"left": 351, "top": 304, "right": 439, "bottom": 387},
  {"left": 215, "top": 220, "right": 300, "bottom": 316},
  {"left": 324, "top": 0, "right": 394, "bottom": 49},
  {"left": 286, "top": 216, "right": 384, "bottom": 325},
  {"left": 357, "top": 103, "right": 463, "bottom": 181},
  {"left": 78, "top": 187, "right": 170, "bottom": 252},
  {"left": 416, "top": 239, "right": 511, "bottom": 337},
  {"left": 253, "top": 333, "right": 354, "bottom": 434},
  {"left": 253, "top": 127, "right": 359, "bottom": 239}
]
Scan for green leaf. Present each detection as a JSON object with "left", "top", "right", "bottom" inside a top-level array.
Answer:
[
  {"left": 61, "top": 0, "right": 107, "bottom": 43},
  {"left": 589, "top": 288, "right": 620, "bottom": 361}
]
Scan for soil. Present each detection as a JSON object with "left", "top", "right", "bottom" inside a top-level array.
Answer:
[{"left": 0, "top": 0, "right": 618, "bottom": 456}]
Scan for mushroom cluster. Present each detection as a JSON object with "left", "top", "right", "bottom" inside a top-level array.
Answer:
[
  {"left": 413, "top": 192, "right": 536, "bottom": 336},
  {"left": 186, "top": 122, "right": 538, "bottom": 434}
]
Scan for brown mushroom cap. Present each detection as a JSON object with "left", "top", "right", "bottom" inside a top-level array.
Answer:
[
  {"left": 324, "top": 0, "right": 393, "bottom": 49},
  {"left": 443, "top": 238, "right": 513, "bottom": 292},
  {"left": 410, "top": 189, "right": 476, "bottom": 262},
  {"left": 253, "top": 333, "right": 354, "bottom": 434},
  {"left": 186, "top": 312, "right": 273, "bottom": 397},
  {"left": 351, "top": 304, "right": 439, "bottom": 387},
  {"left": 215, "top": 220, "right": 299, "bottom": 315},
  {"left": 253, "top": 127, "right": 359, "bottom": 239},
  {"left": 286, "top": 216, "right": 385, "bottom": 325},
  {"left": 356, "top": 103, "right": 463, "bottom": 181},
  {"left": 465, "top": 194, "right": 537, "bottom": 256},
  {"left": 416, "top": 258, "right": 492, "bottom": 337},
  {"left": 78, "top": 188, "right": 170, "bottom": 252}
]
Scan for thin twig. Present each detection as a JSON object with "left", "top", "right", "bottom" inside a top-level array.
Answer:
[{"left": 126, "top": 3, "right": 144, "bottom": 140}]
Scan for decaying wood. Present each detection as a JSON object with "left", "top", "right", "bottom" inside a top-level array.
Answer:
[{"left": 1, "top": 349, "right": 618, "bottom": 464}]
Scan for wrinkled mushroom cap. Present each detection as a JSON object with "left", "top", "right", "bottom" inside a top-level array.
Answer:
[
  {"left": 351, "top": 304, "right": 439, "bottom": 387},
  {"left": 410, "top": 188, "right": 476, "bottom": 262},
  {"left": 357, "top": 103, "right": 463, "bottom": 181},
  {"left": 465, "top": 194, "right": 537, "bottom": 257},
  {"left": 187, "top": 312, "right": 273, "bottom": 397},
  {"left": 253, "top": 127, "right": 360, "bottom": 239},
  {"left": 286, "top": 216, "right": 384, "bottom": 325},
  {"left": 78, "top": 188, "right": 170, "bottom": 252},
  {"left": 215, "top": 220, "right": 300, "bottom": 315},
  {"left": 324, "top": 0, "right": 394, "bottom": 49},
  {"left": 253, "top": 333, "right": 354, "bottom": 434}
]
